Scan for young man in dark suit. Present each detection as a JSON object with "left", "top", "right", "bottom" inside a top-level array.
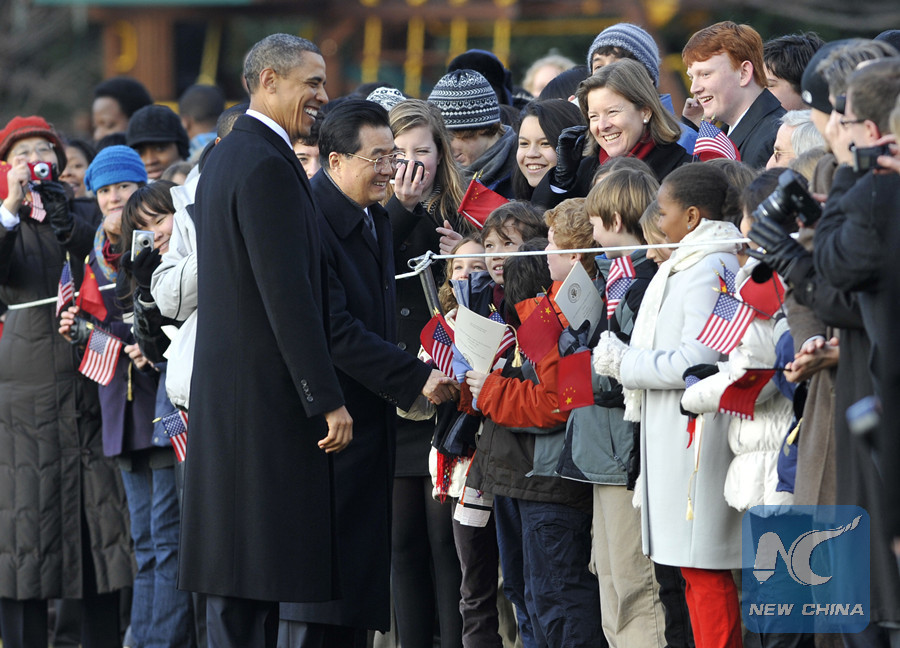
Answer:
[
  {"left": 278, "top": 99, "right": 455, "bottom": 648},
  {"left": 178, "top": 33, "right": 352, "bottom": 648},
  {"left": 682, "top": 21, "right": 786, "bottom": 168}
]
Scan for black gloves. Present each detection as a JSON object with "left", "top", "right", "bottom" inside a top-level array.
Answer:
[
  {"left": 552, "top": 125, "right": 588, "bottom": 191},
  {"left": 34, "top": 181, "right": 73, "bottom": 239},
  {"left": 683, "top": 364, "right": 719, "bottom": 382},
  {"left": 121, "top": 248, "right": 162, "bottom": 294},
  {"left": 746, "top": 216, "right": 812, "bottom": 286}
]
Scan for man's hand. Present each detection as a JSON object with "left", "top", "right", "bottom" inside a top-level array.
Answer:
[
  {"left": 422, "top": 369, "right": 457, "bottom": 404},
  {"left": 393, "top": 159, "right": 429, "bottom": 211},
  {"left": 437, "top": 219, "right": 463, "bottom": 255},
  {"left": 320, "top": 406, "right": 353, "bottom": 453},
  {"left": 875, "top": 135, "right": 900, "bottom": 175},
  {"left": 58, "top": 305, "right": 80, "bottom": 341}
]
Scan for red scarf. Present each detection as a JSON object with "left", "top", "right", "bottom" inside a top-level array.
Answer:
[
  {"left": 102, "top": 238, "right": 122, "bottom": 271},
  {"left": 597, "top": 131, "right": 657, "bottom": 166}
]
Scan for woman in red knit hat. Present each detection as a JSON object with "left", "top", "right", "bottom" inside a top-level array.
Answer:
[{"left": 0, "top": 115, "right": 132, "bottom": 648}]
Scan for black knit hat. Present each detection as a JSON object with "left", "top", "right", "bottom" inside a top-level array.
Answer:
[
  {"left": 93, "top": 77, "right": 153, "bottom": 118},
  {"left": 448, "top": 49, "right": 513, "bottom": 106},
  {"left": 126, "top": 104, "right": 190, "bottom": 160}
]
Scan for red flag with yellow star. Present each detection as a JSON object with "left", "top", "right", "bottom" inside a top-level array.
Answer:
[
  {"left": 557, "top": 350, "right": 593, "bottom": 412},
  {"left": 76, "top": 262, "right": 108, "bottom": 321},
  {"left": 515, "top": 295, "right": 563, "bottom": 363},
  {"left": 717, "top": 369, "right": 777, "bottom": 420},
  {"left": 457, "top": 179, "right": 509, "bottom": 230}
]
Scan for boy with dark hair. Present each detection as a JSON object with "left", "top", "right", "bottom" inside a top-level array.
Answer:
[{"left": 763, "top": 32, "right": 825, "bottom": 111}]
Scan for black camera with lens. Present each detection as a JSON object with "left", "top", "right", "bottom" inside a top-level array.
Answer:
[
  {"left": 751, "top": 168, "right": 822, "bottom": 228},
  {"left": 27, "top": 161, "right": 58, "bottom": 183}
]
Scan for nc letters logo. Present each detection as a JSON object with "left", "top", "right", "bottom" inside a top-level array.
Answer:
[{"left": 742, "top": 505, "right": 869, "bottom": 633}]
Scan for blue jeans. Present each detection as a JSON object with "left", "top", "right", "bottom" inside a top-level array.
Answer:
[
  {"left": 494, "top": 495, "right": 603, "bottom": 648},
  {"left": 120, "top": 458, "right": 193, "bottom": 648}
]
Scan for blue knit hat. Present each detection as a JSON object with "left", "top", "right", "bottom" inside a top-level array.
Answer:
[
  {"left": 84, "top": 145, "right": 147, "bottom": 193},
  {"left": 587, "top": 23, "right": 660, "bottom": 87}
]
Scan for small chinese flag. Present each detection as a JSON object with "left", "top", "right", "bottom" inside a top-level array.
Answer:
[
  {"left": 76, "top": 262, "right": 108, "bottom": 321},
  {"left": 718, "top": 369, "right": 777, "bottom": 420},
  {"left": 557, "top": 350, "right": 593, "bottom": 412},
  {"left": 515, "top": 295, "right": 563, "bottom": 363},
  {"left": 737, "top": 272, "right": 785, "bottom": 321},
  {"left": 458, "top": 179, "right": 509, "bottom": 230}
]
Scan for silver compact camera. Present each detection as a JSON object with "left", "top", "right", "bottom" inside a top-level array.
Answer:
[{"left": 131, "top": 230, "right": 155, "bottom": 259}]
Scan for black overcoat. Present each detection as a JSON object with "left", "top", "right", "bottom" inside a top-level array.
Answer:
[
  {"left": 178, "top": 115, "right": 345, "bottom": 603},
  {"left": 726, "top": 88, "right": 785, "bottom": 169},
  {"left": 280, "top": 171, "right": 432, "bottom": 631}
]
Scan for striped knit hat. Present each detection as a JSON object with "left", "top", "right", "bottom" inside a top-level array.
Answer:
[
  {"left": 587, "top": 23, "right": 660, "bottom": 87},
  {"left": 427, "top": 70, "right": 500, "bottom": 130}
]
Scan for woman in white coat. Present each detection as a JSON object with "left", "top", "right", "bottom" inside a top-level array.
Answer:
[{"left": 593, "top": 163, "right": 746, "bottom": 648}]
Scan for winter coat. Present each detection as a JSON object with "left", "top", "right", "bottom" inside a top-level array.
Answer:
[
  {"left": 680, "top": 260, "right": 794, "bottom": 511},
  {"left": 461, "top": 125, "right": 518, "bottom": 199},
  {"left": 387, "top": 195, "right": 466, "bottom": 477},
  {"left": 556, "top": 250, "right": 656, "bottom": 485},
  {"left": 0, "top": 202, "right": 133, "bottom": 599},
  {"left": 150, "top": 172, "right": 198, "bottom": 410},
  {"left": 618, "top": 220, "right": 743, "bottom": 569},
  {"left": 179, "top": 115, "right": 345, "bottom": 604},
  {"left": 281, "top": 170, "right": 433, "bottom": 632},
  {"left": 474, "top": 346, "right": 592, "bottom": 513}
]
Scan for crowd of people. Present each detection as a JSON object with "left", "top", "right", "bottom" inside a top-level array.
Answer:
[{"left": 1, "top": 17, "right": 899, "bottom": 648}]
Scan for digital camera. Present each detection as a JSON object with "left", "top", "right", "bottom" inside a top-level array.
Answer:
[
  {"left": 27, "top": 161, "right": 57, "bottom": 182},
  {"left": 131, "top": 230, "right": 155, "bottom": 260},
  {"left": 852, "top": 143, "right": 891, "bottom": 173},
  {"left": 751, "top": 168, "right": 822, "bottom": 228}
]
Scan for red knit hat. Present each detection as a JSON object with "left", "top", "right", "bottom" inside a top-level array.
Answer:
[{"left": 0, "top": 116, "right": 68, "bottom": 173}]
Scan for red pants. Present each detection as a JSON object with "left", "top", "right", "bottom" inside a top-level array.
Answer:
[{"left": 680, "top": 567, "right": 743, "bottom": 648}]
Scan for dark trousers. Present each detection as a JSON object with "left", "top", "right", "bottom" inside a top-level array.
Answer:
[
  {"left": 206, "top": 595, "right": 278, "bottom": 648},
  {"left": 494, "top": 495, "right": 604, "bottom": 648},
  {"left": 0, "top": 594, "right": 119, "bottom": 648},
  {"left": 452, "top": 506, "right": 503, "bottom": 648},
  {"left": 275, "top": 620, "right": 368, "bottom": 648},
  {"left": 391, "top": 476, "right": 462, "bottom": 648},
  {"left": 653, "top": 562, "right": 695, "bottom": 648}
]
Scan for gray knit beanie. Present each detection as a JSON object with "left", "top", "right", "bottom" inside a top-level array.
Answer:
[
  {"left": 366, "top": 87, "right": 407, "bottom": 111},
  {"left": 587, "top": 23, "right": 660, "bottom": 87},
  {"left": 427, "top": 70, "right": 500, "bottom": 130}
]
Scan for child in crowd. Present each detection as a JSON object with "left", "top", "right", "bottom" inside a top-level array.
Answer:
[
  {"left": 640, "top": 199, "right": 672, "bottom": 265},
  {"left": 465, "top": 237, "right": 603, "bottom": 648},
  {"left": 592, "top": 163, "right": 745, "bottom": 647},
  {"left": 553, "top": 169, "right": 670, "bottom": 646}
]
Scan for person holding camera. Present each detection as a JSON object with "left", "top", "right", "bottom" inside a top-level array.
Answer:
[{"left": 0, "top": 116, "right": 133, "bottom": 647}]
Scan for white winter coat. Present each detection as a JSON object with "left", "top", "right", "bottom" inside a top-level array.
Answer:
[
  {"left": 151, "top": 171, "right": 198, "bottom": 409},
  {"left": 618, "top": 219, "right": 743, "bottom": 570},
  {"left": 680, "top": 259, "right": 794, "bottom": 511}
]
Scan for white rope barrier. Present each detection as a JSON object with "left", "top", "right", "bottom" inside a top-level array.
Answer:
[
  {"left": 396, "top": 237, "right": 752, "bottom": 280},
  {"left": 6, "top": 283, "right": 116, "bottom": 311}
]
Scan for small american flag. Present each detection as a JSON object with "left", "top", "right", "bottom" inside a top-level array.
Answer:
[
  {"left": 693, "top": 121, "right": 740, "bottom": 162},
  {"left": 161, "top": 410, "right": 189, "bottom": 462},
  {"left": 78, "top": 327, "right": 122, "bottom": 386},
  {"left": 489, "top": 310, "right": 516, "bottom": 359},
  {"left": 56, "top": 260, "right": 74, "bottom": 317},
  {"left": 28, "top": 190, "right": 46, "bottom": 222},
  {"left": 605, "top": 256, "right": 636, "bottom": 319},
  {"left": 431, "top": 320, "right": 456, "bottom": 377},
  {"left": 696, "top": 267, "right": 755, "bottom": 354}
]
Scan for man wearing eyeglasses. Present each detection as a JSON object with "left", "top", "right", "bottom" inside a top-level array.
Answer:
[{"left": 278, "top": 98, "right": 456, "bottom": 648}]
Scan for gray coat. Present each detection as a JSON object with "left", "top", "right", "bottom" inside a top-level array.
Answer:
[{"left": 0, "top": 206, "right": 133, "bottom": 599}]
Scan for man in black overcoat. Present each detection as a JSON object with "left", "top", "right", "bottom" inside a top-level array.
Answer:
[
  {"left": 278, "top": 100, "right": 455, "bottom": 647},
  {"left": 177, "top": 33, "right": 352, "bottom": 648}
]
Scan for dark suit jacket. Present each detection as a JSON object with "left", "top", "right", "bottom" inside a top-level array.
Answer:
[
  {"left": 178, "top": 114, "right": 345, "bottom": 603},
  {"left": 726, "top": 89, "right": 785, "bottom": 169},
  {"left": 281, "top": 171, "right": 432, "bottom": 631}
]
